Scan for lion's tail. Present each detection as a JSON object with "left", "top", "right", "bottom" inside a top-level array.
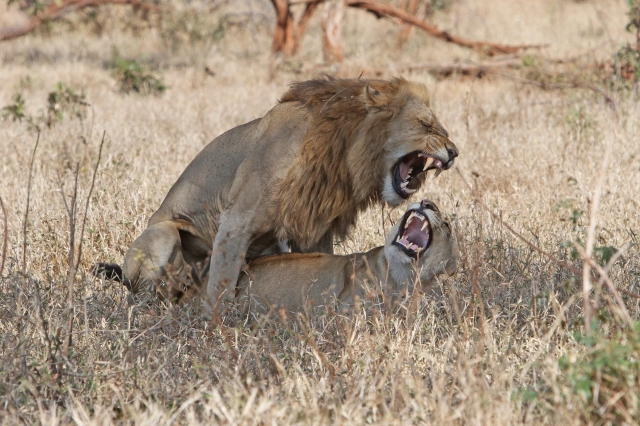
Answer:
[{"left": 91, "top": 263, "right": 133, "bottom": 291}]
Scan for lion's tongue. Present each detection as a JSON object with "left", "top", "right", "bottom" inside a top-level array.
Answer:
[{"left": 399, "top": 161, "right": 410, "bottom": 181}]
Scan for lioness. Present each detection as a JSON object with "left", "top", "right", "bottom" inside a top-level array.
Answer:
[
  {"left": 237, "top": 199, "right": 459, "bottom": 315},
  {"left": 94, "top": 77, "right": 458, "bottom": 310}
]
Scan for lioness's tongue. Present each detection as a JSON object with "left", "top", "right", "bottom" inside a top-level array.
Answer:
[{"left": 405, "top": 215, "right": 430, "bottom": 249}]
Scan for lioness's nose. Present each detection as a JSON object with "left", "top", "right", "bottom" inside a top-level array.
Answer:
[{"left": 421, "top": 199, "right": 438, "bottom": 211}]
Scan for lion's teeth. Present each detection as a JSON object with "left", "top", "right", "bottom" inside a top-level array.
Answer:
[
  {"left": 423, "top": 157, "right": 435, "bottom": 171},
  {"left": 433, "top": 168, "right": 443, "bottom": 179},
  {"left": 421, "top": 222, "right": 428, "bottom": 231},
  {"left": 405, "top": 188, "right": 416, "bottom": 194},
  {"left": 400, "top": 181, "right": 408, "bottom": 189}
]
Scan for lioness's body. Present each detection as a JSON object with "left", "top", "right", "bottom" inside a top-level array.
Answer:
[
  {"left": 103, "top": 78, "right": 458, "bottom": 307},
  {"left": 238, "top": 200, "right": 458, "bottom": 315}
]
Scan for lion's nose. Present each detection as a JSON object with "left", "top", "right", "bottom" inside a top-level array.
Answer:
[{"left": 447, "top": 146, "right": 459, "bottom": 161}]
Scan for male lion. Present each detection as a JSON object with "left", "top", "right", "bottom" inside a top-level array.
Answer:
[
  {"left": 93, "top": 77, "right": 458, "bottom": 311},
  {"left": 237, "top": 199, "right": 459, "bottom": 315}
]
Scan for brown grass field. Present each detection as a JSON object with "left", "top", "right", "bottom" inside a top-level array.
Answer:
[{"left": 1, "top": 0, "right": 640, "bottom": 424}]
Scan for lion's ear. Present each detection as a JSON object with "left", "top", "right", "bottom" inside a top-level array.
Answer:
[{"left": 364, "top": 83, "right": 388, "bottom": 110}]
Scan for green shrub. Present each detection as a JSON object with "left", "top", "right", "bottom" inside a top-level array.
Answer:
[
  {"left": 111, "top": 53, "right": 167, "bottom": 96},
  {"left": 45, "top": 82, "right": 89, "bottom": 127},
  {"left": 559, "top": 324, "right": 640, "bottom": 423},
  {"left": 1, "top": 93, "right": 27, "bottom": 122}
]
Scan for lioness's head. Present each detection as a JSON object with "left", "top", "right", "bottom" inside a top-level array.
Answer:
[
  {"left": 277, "top": 77, "right": 458, "bottom": 248},
  {"left": 385, "top": 199, "right": 459, "bottom": 286}
]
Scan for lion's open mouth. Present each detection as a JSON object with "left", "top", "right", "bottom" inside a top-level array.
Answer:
[
  {"left": 392, "top": 151, "right": 444, "bottom": 199},
  {"left": 392, "top": 208, "right": 432, "bottom": 259}
]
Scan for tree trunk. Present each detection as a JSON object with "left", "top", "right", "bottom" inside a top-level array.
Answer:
[
  {"left": 271, "top": 0, "right": 320, "bottom": 56},
  {"left": 271, "top": 0, "right": 297, "bottom": 55}
]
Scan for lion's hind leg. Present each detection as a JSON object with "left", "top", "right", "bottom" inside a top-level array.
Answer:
[{"left": 123, "top": 220, "right": 190, "bottom": 302}]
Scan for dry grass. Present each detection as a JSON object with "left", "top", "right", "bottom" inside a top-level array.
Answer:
[{"left": 1, "top": 0, "right": 640, "bottom": 424}]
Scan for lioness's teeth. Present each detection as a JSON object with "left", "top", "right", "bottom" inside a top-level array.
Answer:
[
  {"left": 400, "top": 181, "right": 409, "bottom": 189},
  {"left": 421, "top": 222, "right": 428, "bottom": 231},
  {"left": 406, "top": 188, "right": 416, "bottom": 194},
  {"left": 433, "top": 168, "right": 443, "bottom": 179},
  {"left": 423, "top": 157, "right": 435, "bottom": 171}
]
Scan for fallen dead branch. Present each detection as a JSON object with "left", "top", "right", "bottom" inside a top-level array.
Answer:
[
  {"left": 0, "top": 0, "right": 160, "bottom": 42},
  {"left": 475, "top": 64, "right": 618, "bottom": 112},
  {"left": 400, "top": 58, "right": 522, "bottom": 77},
  {"left": 346, "top": 0, "right": 544, "bottom": 56}
]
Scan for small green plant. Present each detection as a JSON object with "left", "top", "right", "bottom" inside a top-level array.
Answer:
[
  {"left": 1, "top": 93, "right": 27, "bottom": 122},
  {"left": 627, "top": 0, "right": 640, "bottom": 50},
  {"left": 45, "top": 82, "right": 89, "bottom": 127},
  {"left": 615, "top": 45, "right": 640, "bottom": 86},
  {"left": 603, "top": 1, "right": 640, "bottom": 89},
  {"left": 7, "top": 0, "right": 46, "bottom": 16},
  {"left": 111, "top": 52, "right": 166, "bottom": 96},
  {"left": 559, "top": 324, "right": 640, "bottom": 423}
]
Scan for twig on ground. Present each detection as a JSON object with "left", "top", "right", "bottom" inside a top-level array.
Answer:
[
  {"left": 346, "top": 0, "right": 544, "bottom": 56},
  {"left": 580, "top": 117, "right": 615, "bottom": 334},
  {"left": 59, "top": 132, "right": 105, "bottom": 356},
  {"left": 74, "top": 131, "right": 105, "bottom": 271},
  {"left": 23, "top": 133, "right": 40, "bottom": 274},
  {"left": 0, "top": 195, "right": 7, "bottom": 277},
  {"left": 60, "top": 162, "right": 80, "bottom": 357}
]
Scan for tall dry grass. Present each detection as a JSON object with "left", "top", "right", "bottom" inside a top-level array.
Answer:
[{"left": 1, "top": 0, "right": 640, "bottom": 424}]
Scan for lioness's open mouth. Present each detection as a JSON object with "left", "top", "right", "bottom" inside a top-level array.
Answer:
[
  {"left": 393, "top": 206, "right": 432, "bottom": 258},
  {"left": 392, "top": 151, "right": 445, "bottom": 199}
]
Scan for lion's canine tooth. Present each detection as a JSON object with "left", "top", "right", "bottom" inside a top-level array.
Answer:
[
  {"left": 406, "top": 188, "right": 416, "bottom": 194},
  {"left": 421, "top": 222, "right": 428, "bottom": 231},
  {"left": 423, "top": 157, "right": 435, "bottom": 171},
  {"left": 433, "top": 168, "right": 443, "bottom": 179},
  {"left": 400, "top": 181, "right": 409, "bottom": 189}
]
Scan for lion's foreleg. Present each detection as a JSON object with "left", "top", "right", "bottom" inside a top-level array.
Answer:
[{"left": 205, "top": 222, "right": 254, "bottom": 314}]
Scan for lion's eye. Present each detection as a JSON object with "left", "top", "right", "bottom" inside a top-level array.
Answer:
[{"left": 419, "top": 120, "right": 434, "bottom": 132}]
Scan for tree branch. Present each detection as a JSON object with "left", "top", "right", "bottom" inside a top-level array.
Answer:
[
  {"left": 347, "top": 0, "right": 544, "bottom": 56},
  {"left": 1, "top": 0, "right": 160, "bottom": 42}
]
